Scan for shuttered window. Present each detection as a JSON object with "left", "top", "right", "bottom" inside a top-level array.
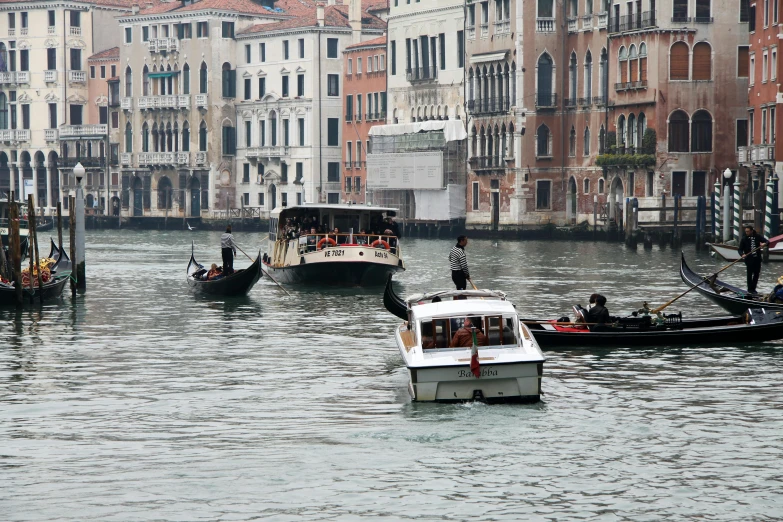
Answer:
[
  {"left": 670, "top": 42, "right": 689, "bottom": 80},
  {"left": 640, "top": 57, "right": 648, "bottom": 82},
  {"left": 692, "top": 42, "right": 712, "bottom": 80},
  {"left": 621, "top": 60, "right": 628, "bottom": 83},
  {"left": 737, "top": 46, "right": 749, "bottom": 77},
  {"left": 630, "top": 59, "right": 639, "bottom": 82}
]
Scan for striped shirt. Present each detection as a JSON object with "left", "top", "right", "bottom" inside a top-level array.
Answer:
[
  {"left": 220, "top": 233, "right": 237, "bottom": 252},
  {"left": 449, "top": 244, "right": 469, "bottom": 278}
]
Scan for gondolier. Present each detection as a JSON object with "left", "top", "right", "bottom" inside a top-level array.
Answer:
[
  {"left": 738, "top": 226, "right": 768, "bottom": 294},
  {"left": 221, "top": 225, "right": 237, "bottom": 275},
  {"left": 449, "top": 235, "right": 470, "bottom": 290}
]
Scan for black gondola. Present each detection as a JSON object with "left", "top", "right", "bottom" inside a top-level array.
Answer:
[
  {"left": 383, "top": 275, "right": 783, "bottom": 348},
  {"left": 679, "top": 253, "right": 783, "bottom": 315},
  {"left": 47, "top": 238, "right": 72, "bottom": 274},
  {"left": 186, "top": 245, "right": 262, "bottom": 296},
  {"left": 0, "top": 251, "right": 72, "bottom": 306}
]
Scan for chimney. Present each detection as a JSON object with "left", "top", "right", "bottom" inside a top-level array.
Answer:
[
  {"left": 349, "top": 0, "right": 361, "bottom": 44},
  {"left": 132, "top": 3, "right": 139, "bottom": 14},
  {"left": 316, "top": 2, "right": 325, "bottom": 27},
  {"left": 145, "top": 1, "right": 153, "bottom": 9}
]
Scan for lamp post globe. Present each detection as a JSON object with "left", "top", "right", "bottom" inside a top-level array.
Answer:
[
  {"left": 73, "top": 162, "right": 86, "bottom": 185},
  {"left": 723, "top": 167, "right": 732, "bottom": 180}
]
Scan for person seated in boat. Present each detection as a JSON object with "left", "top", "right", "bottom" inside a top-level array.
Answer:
[
  {"left": 450, "top": 316, "right": 489, "bottom": 348},
  {"left": 587, "top": 293, "right": 600, "bottom": 310},
  {"left": 586, "top": 294, "right": 611, "bottom": 327},
  {"left": 306, "top": 228, "right": 318, "bottom": 252},
  {"left": 206, "top": 263, "right": 223, "bottom": 280},
  {"left": 767, "top": 276, "right": 783, "bottom": 303},
  {"left": 355, "top": 230, "right": 369, "bottom": 245}
]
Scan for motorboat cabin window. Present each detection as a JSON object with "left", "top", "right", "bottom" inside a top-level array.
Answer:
[{"left": 420, "top": 314, "right": 518, "bottom": 350}]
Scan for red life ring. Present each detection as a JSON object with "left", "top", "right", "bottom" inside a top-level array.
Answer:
[
  {"left": 371, "top": 239, "right": 390, "bottom": 250},
  {"left": 317, "top": 237, "right": 337, "bottom": 250}
]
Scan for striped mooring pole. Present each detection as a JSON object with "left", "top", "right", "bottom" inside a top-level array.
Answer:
[
  {"left": 714, "top": 179, "right": 722, "bottom": 240},
  {"left": 733, "top": 179, "right": 742, "bottom": 241},
  {"left": 765, "top": 175, "right": 775, "bottom": 239}
]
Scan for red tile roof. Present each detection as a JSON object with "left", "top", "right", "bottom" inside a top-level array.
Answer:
[
  {"left": 135, "top": 0, "right": 313, "bottom": 17},
  {"left": 0, "top": 0, "right": 138, "bottom": 7},
  {"left": 345, "top": 35, "right": 386, "bottom": 50},
  {"left": 89, "top": 47, "right": 120, "bottom": 60}
]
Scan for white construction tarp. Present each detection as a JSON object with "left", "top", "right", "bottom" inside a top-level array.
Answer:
[
  {"left": 368, "top": 120, "right": 468, "bottom": 142},
  {"left": 366, "top": 151, "right": 444, "bottom": 190},
  {"left": 413, "top": 185, "right": 466, "bottom": 220}
]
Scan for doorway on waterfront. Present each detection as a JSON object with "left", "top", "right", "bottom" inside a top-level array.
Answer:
[
  {"left": 491, "top": 178, "right": 499, "bottom": 231},
  {"left": 269, "top": 183, "right": 277, "bottom": 211},
  {"left": 567, "top": 176, "right": 577, "bottom": 224},
  {"left": 190, "top": 176, "right": 201, "bottom": 217},
  {"left": 609, "top": 176, "right": 624, "bottom": 225},
  {"left": 132, "top": 176, "right": 143, "bottom": 216}
]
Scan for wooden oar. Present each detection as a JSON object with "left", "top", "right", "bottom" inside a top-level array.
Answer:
[
  {"left": 653, "top": 244, "right": 767, "bottom": 314},
  {"left": 468, "top": 278, "right": 486, "bottom": 300},
  {"left": 235, "top": 243, "right": 290, "bottom": 296},
  {"left": 522, "top": 320, "right": 607, "bottom": 326}
]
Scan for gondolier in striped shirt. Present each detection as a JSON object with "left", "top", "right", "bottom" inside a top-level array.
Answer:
[
  {"left": 221, "top": 225, "right": 237, "bottom": 275},
  {"left": 449, "top": 235, "right": 470, "bottom": 290}
]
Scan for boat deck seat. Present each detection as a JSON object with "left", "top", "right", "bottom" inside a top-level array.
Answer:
[{"left": 487, "top": 327, "right": 516, "bottom": 346}]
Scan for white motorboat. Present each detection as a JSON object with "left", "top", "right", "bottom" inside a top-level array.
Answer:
[
  {"left": 263, "top": 204, "right": 405, "bottom": 285},
  {"left": 709, "top": 233, "right": 783, "bottom": 261},
  {"left": 390, "top": 287, "right": 545, "bottom": 403}
]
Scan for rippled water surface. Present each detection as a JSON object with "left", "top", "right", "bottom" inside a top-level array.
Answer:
[{"left": 2, "top": 231, "right": 782, "bottom": 520}]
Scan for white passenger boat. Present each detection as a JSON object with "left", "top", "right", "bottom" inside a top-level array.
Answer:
[
  {"left": 263, "top": 204, "right": 405, "bottom": 285},
  {"left": 389, "top": 286, "right": 545, "bottom": 403},
  {"left": 708, "top": 235, "right": 783, "bottom": 261},
  {"left": 0, "top": 198, "right": 30, "bottom": 259}
]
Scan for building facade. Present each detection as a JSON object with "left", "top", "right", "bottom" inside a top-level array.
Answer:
[
  {"left": 0, "top": 0, "right": 133, "bottom": 212},
  {"left": 342, "top": 35, "right": 386, "bottom": 204},
  {"left": 234, "top": 1, "right": 384, "bottom": 213}
]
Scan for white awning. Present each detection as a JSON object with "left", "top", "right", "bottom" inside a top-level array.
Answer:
[
  {"left": 470, "top": 51, "right": 508, "bottom": 64},
  {"left": 368, "top": 120, "right": 468, "bottom": 142}
]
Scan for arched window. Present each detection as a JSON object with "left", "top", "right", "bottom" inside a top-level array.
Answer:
[
  {"left": 222, "top": 122, "right": 236, "bottom": 155},
  {"left": 221, "top": 62, "right": 236, "bottom": 97},
  {"left": 125, "top": 122, "right": 133, "bottom": 152},
  {"left": 638, "top": 113, "right": 647, "bottom": 150},
  {"left": 270, "top": 111, "right": 278, "bottom": 146},
  {"left": 583, "top": 177, "right": 591, "bottom": 194},
  {"left": 584, "top": 126, "right": 591, "bottom": 155},
  {"left": 692, "top": 42, "right": 712, "bottom": 80},
  {"left": 537, "top": 53, "right": 554, "bottom": 106},
  {"left": 182, "top": 63, "right": 190, "bottom": 95},
  {"left": 670, "top": 41, "right": 689, "bottom": 80},
  {"left": 538, "top": 0, "right": 554, "bottom": 17},
  {"left": 628, "top": 113, "right": 637, "bottom": 148},
  {"left": 182, "top": 121, "right": 190, "bottom": 152},
  {"left": 629, "top": 45, "right": 638, "bottom": 83},
  {"left": 618, "top": 115, "right": 626, "bottom": 145},
  {"left": 599, "top": 124, "right": 605, "bottom": 153},
  {"left": 691, "top": 110, "right": 713, "bottom": 152},
  {"left": 142, "top": 65, "right": 150, "bottom": 96},
  {"left": 619, "top": 46, "right": 628, "bottom": 83},
  {"left": 569, "top": 52, "right": 577, "bottom": 103},
  {"left": 199, "top": 120, "right": 207, "bottom": 151},
  {"left": 537, "top": 124, "right": 551, "bottom": 157},
  {"left": 599, "top": 48, "right": 608, "bottom": 98},
  {"left": 200, "top": 62, "right": 208, "bottom": 94},
  {"left": 151, "top": 123, "right": 159, "bottom": 152},
  {"left": 0, "top": 92, "right": 7, "bottom": 129},
  {"left": 142, "top": 122, "right": 149, "bottom": 152},
  {"left": 598, "top": 178, "right": 605, "bottom": 194},
  {"left": 158, "top": 176, "right": 173, "bottom": 210},
  {"left": 569, "top": 126, "right": 576, "bottom": 156},
  {"left": 668, "top": 110, "right": 690, "bottom": 152},
  {"left": 125, "top": 66, "right": 132, "bottom": 97},
  {"left": 584, "top": 50, "right": 593, "bottom": 99},
  {"left": 639, "top": 43, "right": 648, "bottom": 83}
]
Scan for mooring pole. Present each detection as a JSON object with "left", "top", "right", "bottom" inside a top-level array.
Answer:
[
  {"left": 10, "top": 201, "right": 22, "bottom": 305},
  {"left": 28, "top": 195, "right": 43, "bottom": 303},
  {"left": 712, "top": 179, "right": 720, "bottom": 239},
  {"left": 57, "top": 202, "right": 63, "bottom": 253},
  {"left": 70, "top": 196, "right": 76, "bottom": 299},
  {"left": 74, "top": 166, "right": 86, "bottom": 293},
  {"left": 593, "top": 195, "right": 597, "bottom": 238},
  {"left": 733, "top": 178, "right": 742, "bottom": 242},
  {"left": 723, "top": 182, "right": 732, "bottom": 242}
]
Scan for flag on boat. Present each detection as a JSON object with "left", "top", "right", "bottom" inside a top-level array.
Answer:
[{"left": 470, "top": 328, "right": 480, "bottom": 378}]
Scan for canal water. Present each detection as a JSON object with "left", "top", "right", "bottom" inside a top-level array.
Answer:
[{"left": 1, "top": 231, "right": 781, "bottom": 520}]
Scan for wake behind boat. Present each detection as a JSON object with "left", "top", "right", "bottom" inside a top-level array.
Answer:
[
  {"left": 263, "top": 204, "right": 405, "bottom": 286},
  {"left": 386, "top": 277, "right": 545, "bottom": 403},
  {"left": 187, "top": 244, "right": 262, "bottom": 297}
]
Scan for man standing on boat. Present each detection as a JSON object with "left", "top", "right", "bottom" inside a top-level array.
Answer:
[
  {"left": 738, "top": 226, "right": 768, "bottom": 294},
  {"left": 221, "top": 225, "right": 237, "bottom": 275},
  {"left": 449, "top": 235, "right": 470, "bottom": 290}
]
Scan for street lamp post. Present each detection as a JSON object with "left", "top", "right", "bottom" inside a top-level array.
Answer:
[
  {"left": 723, "top": 168, "right": 732, "bottom": 242},
  {"left": 73, "top": 162, "right": 86, "bottom": 292}
]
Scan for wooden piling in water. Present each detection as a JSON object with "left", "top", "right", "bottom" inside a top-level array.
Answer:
[
  {"left": 28, "top": 195, "right": 43, "bottom": 304},
  {"left": 9, "top": 200, "right": 22, "bottom": 305},
  {"left": 70, "top": 196, "right": 76, "bottom": 299},
  {"left": 57, "top": 202, "right": 63, "bottom": 253}
]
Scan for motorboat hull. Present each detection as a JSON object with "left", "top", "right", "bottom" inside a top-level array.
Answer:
[
  {"left": 708, "top": 242, "right": 783, "bottom": 261},
  {"left": 404, "top": 362, "right": 543, "bottom": 403},
  {"left": 264, "top": 259, "right": 404, "bottom": 286}
]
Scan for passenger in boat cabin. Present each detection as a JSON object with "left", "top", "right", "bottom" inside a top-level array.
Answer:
[
  {"left": 450, "top": 316, "right": 489, "bottom": 348},
  {"left": 306, "top": 228, "right": 318, "bottom": 251},
  {"left": 738, "top": 226, "right": 769, "bottom": 294},
  {"left": 588, "top": 293, "right": 599, "bottom": 310},
  {"left": 220, "top": 225, "right": 237, "bottom": 275},
  {"left": 356, "top": 230, "right": 369, "bottom": 245},
  {"left": 449, "top": 236, "right": 471, "bottom": 290},
  {"left": 207, "top": 263, "right": 222, "bottom": 280},
  {"left": 586, "top": 295, "right": 611, "bottom": 324}
]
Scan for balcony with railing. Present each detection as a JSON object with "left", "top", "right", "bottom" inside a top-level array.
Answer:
[
  {"left": 120, "top": 153, "right": 132, "bottom": 166},
  {"left": 138, "top": 95, "right": 191, "bottom": 110},
  {"left": 565, "top": 97, "right": 577, "bottom": 109},
  {"left": 615, "top": 80, "right": 648, "bottom": 91},
  {"left": 245, "top": 146, "right": 289, "bottom": 159},
  {"left": 467, "top": 25, "right": 476, "bottom": 39},
  {"left": 593, "top": 94, "right": 607, "bottom": 105},
  {"left": 577, "top": 97, "right": 592, "bottom": 107},
  {"left": 121, "top": 98, "right": 133, "bottom": 110},
  {"left": 45, "top": 129, "right": 58, "bottom": 141},
  {"left": 7, "top": 28, "right": 14, "bottom": 36},
  {"left": 344, "top": 161, "right": 353, "bottom": 170},
  {"left": 60, "top": 157, "right": 107, "bottom": 169},
  {"left": 480, "top": 22, "right": 489, "bottom": 38},
  {"left": 44, "top": 70, "right": 57, "bottom": 82},
  {"left": 69, "top": 26, "right": 82, "bottom": 36},
  {"left": 195, "top": 94, "right": 208, "bottom": 108},
  {"left": 568, "top": 16, "right": 578, "bottom": 32},
  {"left": 694, "top": 16, "right": 714, "bottom": 23},
  {"left": 195, "top": 152, "right": 207, "bottom": 165},
  {"left": 47, "top": 26, "right": 56, "bottom": 35},
  {"left": 0, "top": 71, "right": 30, "bottom": 84},
  {"left": 68, "top": 70, "right": 86, "bottom": 83},
  {"left": 597, "top": 11, "right": 608, "bottom": 28},
  {"left": 494, "top": 19, "right": 511, "bottom": 34},
  {"left": 20, "top": 27, "right": 27, "bottom": 36},
  {"left": 138, "top": 152, "right": 190, "bottom": 166},
  {"left": 470, "top": 156, "right": 506, "bottom": 172},
  {"left": 468, "top": 97, "right": 511, "bottom": 116},
  {"left": 59, "top": 124, "right": 108, "bottom": 139},
  {"left": 0, "top": 129, "right": 30, "bottom": 142},
  {"left": 148, "top": 38, "right": 180, "bottom": 53},
  {"left": 535, "top": 93, "right": 557, "bottom": 110},
  {"left": 611, "top": 11, "right": 656, "bottom": 33},
  {"left": 740, "top": 143, "right": 776, "bottom": 163},
  {"left": 582, "top": 14, "right": 594, "bottom": 29},
  {"left": 536, "top": 17, "right": 556, "bottom": 33},
  {"left": 406, "top": 66, "right": 438, "bottom": 82}
]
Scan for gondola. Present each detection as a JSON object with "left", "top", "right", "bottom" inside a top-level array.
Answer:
[
  {"left": 0, "top": 250, "right": 72, "bottom": 306},
  {"left": 46, "top": 238, "right": 72, "bottom": 274},
  {"left": 383, "top": 275, "right": 783, "bottom": 348},
  {"left": 679, "top": 253, "right": 783, "bottom": 315},
  {"left": 186, "top": 244, "right": 262, "bottom": 296}
]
